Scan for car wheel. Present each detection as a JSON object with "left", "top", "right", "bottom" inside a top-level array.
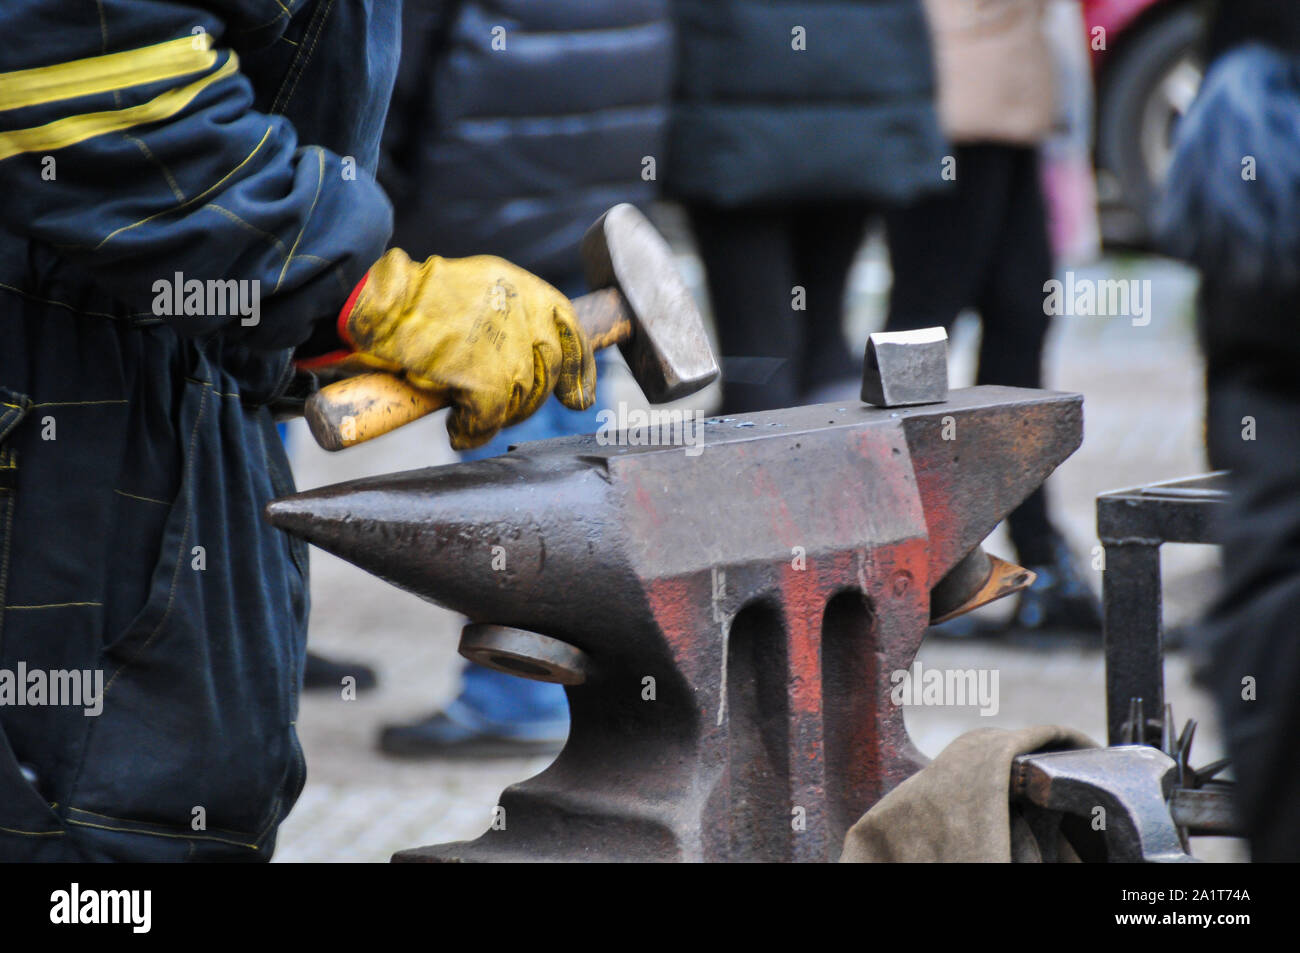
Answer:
[{"left": 1096, "top": 5, "right": 1205, "bottom": 248}]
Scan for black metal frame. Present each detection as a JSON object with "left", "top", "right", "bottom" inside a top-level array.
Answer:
[{"left": 1097, "top": 472, "right": 1228, "bottom": 746}]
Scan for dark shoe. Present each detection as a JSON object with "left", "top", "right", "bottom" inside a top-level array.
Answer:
[
  {"left": 379, "top": 711, "right": 565, "bottom": 760},
  {"left": 303, "top": 651, "right": 378, "bottom": 693}
]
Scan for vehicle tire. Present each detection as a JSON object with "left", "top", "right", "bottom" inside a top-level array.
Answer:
[{"left": 1095, "top": 5, "right": 1205, "bottom": 247}]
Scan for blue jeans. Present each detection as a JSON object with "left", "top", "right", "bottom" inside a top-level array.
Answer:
[{"left": 450, "top": 363, "right": 610, "bottom": 739}]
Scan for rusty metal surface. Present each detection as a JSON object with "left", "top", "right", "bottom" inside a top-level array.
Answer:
[
  {"left": 929, "top": 550, "right": 1035, "bottom": 624},
  {"left": 267, "top": 384, "right": 1083, "bottom": 862},
  {"left": 860, "top": 327, "right": 949, "bottom": 407},
  {"left": 458, "top": 623, "right": 591, "bottom": 686},
  {"left": 1098, "top": 472, "right": 1228, "bottom": 746},
  {"left": 1012, "top": 746, "right": 1196, "bottom": 862},
  {"left": 1169, "top": 787, "right": 1238, "bottom": 836}
]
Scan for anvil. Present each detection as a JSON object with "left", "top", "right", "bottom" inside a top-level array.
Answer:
[{"left": 267, "top": 385, "right": 1082, "bottom": 862}]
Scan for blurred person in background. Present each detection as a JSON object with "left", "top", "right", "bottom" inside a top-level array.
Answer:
[
  {"left": 665, "top": 0, "right": 950, "bottom": 413},
  {"left": 884, "top": 0, "right": 1102, "bottom": 640},
  {"left": 1039, "top": 0, "right": 1102, "bottom": 268},
  {"left": 1157, "top": 0, "right": 1300, "bottom": 861},
  {"left": 374, "top": 0, "right": 674, "bottom": 758}
]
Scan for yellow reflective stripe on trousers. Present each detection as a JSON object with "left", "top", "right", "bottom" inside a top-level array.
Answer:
[
  {"left": 0, "top": 52, "right": 239, "bottom": 162},
  {"left": 0, "top": 34, "right": 216, "bottom": 113}
]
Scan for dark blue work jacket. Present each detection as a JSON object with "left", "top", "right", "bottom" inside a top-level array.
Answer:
[{"left": 0, "top": 0, "right": 397, "bottom": 859}]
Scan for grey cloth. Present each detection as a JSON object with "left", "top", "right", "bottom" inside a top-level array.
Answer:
[{"left": 840, "top": 725, "right": 1097, "bottom": 863}]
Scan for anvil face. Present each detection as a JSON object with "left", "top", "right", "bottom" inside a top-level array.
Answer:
[{"left": 267, "top": 385, "right": 1082, "bottom": 862}]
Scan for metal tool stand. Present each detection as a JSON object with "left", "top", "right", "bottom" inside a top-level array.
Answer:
[
  {"left": 1082, "top": 472, "right": 1239, "bottom": 848},
  {"left": 1097, "top": 472, "right": 1227, "bottom": 746}
]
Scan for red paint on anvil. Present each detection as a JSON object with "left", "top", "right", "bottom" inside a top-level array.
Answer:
[
  {"left": 748, "top": 462, "right": 801, "bottom": 549},
  {"left": 644, "top": 574, "right": 705, "bottom": 664},
  {"left": 778, "top": 563, "right": 829, "bottom": 718},
  {"left": 910, "top": 467, "right": 959, "bottom": 587},
  {"left": 779, "top": 569, "right": 829, "bottom": 857},
  {"left": 849, "top": 425, "right": 926, "bottom": 522},
  {"left": 632, "top": 481, "right": 661, "bottom": 528}
]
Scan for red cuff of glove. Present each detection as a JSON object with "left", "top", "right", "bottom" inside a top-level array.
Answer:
[{"left": 294, "top": 272, "right": 368, "bottom": 370}]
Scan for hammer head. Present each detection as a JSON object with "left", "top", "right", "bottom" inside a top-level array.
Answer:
[{"left": 581, "top": 204, "right": 718, "bottom": 402}]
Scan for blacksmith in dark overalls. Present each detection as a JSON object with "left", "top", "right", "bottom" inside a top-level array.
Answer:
[{"left": 0, "top": 0, "right": 594, "bottom": 860}]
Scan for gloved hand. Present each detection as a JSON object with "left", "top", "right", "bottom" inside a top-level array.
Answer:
[{"left": 326, "top": 249, "right": 596, "bottom": 450}]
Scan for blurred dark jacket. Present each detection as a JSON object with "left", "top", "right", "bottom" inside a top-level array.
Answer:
[
  {"left": 380, "top": 0, "right": 673, "bottom": 284},
  {"left": 665, "top": 0, "right": 948, "bottom": 207},
  {"left": 1156, "top": 0, "right": 1300, "bottom": 292},
  {"left": 1158, "top": 0, "right": 1300, "bottom": 861},
  {"left": 1205, "top": 0, "right": 1300, "bottom": 61}
]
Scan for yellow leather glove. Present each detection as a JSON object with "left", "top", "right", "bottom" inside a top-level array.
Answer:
[{"left": 333, "top": 249, "right": 596, "bottom": 450}]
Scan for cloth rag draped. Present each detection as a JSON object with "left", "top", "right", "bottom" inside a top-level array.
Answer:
[{"left": 840, "top": 725, "right": 1098, "bottom": 862}]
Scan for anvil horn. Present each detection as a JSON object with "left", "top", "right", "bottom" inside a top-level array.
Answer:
[{"left": 264, "top": 454, "right": 628, "bottom": 636}]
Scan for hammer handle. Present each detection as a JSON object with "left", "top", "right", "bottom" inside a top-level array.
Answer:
[
  {"left": 575, "top": 285, "right": 633, "bottom": 350},
  {"left": 305, "top": 286, "right": 629, "bottom": 451}
]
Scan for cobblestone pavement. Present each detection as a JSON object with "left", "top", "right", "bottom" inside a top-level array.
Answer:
[{"left": 273, "top": 232, "right": 1245, "bottom": 862}]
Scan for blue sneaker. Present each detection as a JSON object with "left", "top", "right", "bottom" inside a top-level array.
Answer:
[
  {"left": 378, "top": 711, "right": 566, "bottom": 759},
  {"left": 379, "top": 665, "right": 569, "bottom": 759}
]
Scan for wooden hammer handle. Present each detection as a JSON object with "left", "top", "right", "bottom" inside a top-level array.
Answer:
[
  {"left": 305, "top": 287, "right": 629, "bottom": 451},
  {"left": 576, "top": 285, "right": 633, "bottom": 351}
]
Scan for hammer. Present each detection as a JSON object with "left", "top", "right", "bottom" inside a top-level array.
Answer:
[{"left": 304, "top": 204, "right": 718, "bottom": 451}]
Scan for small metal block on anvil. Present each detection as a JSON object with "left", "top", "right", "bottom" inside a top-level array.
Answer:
[{"left": 267, "top": 325, "right": 1084, "bottom": 861}]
